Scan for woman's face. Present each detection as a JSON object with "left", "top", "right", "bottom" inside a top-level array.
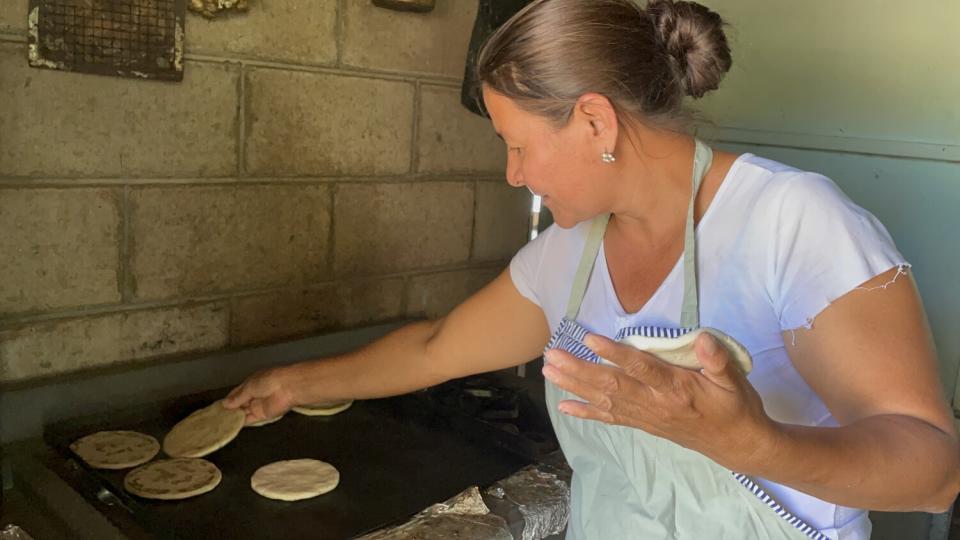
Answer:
[{"left": 482, "top": 86, "right": 608, "bottom": 228}]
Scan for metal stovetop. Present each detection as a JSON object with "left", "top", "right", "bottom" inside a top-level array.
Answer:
[{"left": 37, "top": 376, "right": 553, "bottom": 540}]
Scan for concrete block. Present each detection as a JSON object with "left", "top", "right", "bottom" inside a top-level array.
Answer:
[
  {"left": 341, "top": 0, "right": 476, "bottom": 77},
  {"left": 406, "top": 267, "right": 501, "bottom": 319},
  {"left": 0, "top": 302, "right": 229, "bottom": 382},
  {"left": 417, "top": 85, "right": 505, "bottom": 173},
  {"left": 473, "top": 181, "right": 531, "bottom": 261},
  {"left": 334, "top": 181, "right": 473, "bottom": 275},
  {"left": 245, "top": 68, "right": 413, "bottom": 176},
  {"left": 230, "top": 277, "right": 404, "bottom": 346},
  {"left": 187, "top": 1, "right": 337, "bottom": 65},
  {"left": 0, "top": 43, "right": 238, "bottom": 178},
  {"left": 0, "top": 188, "right": 121, "bottom": 316},
  {"left": 129, "top": 184, "right": 331, "bottom": 301},
  {"left": 0, "top": 0, "right": 27, "bottom": 33}
]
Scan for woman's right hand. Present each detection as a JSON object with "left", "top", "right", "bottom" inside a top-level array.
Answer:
[{"left": 223, "top": 366, "right": 299, "bottom": 425}]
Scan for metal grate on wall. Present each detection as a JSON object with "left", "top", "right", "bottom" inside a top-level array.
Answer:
[{"left": 27, "top": 0, "right": 185, "bottom": 81}]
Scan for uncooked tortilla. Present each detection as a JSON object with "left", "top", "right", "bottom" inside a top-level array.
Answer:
[
  {"left": 617, "top": 327, "right": 753, "bottom": 374},
  {"left": 70, "top": 430, "right": 160, "bottom": 470},
  {"left": 291, "top": 400, "right": 353, "bottom": 416},
  {"left": 163, "top": 400, "right": 245, "bottom": 458},
  {"left": 124, "top": 458, "right": 221, "bottom": 500},
  {"left": 250, "top": 459, "right": 340, "bottom": 501}
]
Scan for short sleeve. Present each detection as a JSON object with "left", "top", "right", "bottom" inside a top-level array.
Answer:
[
  {"left": 509, "top": 225, "right": 555, "bottom": 308},
  {"left": 765, "top": 173, "right": 909, "bottom": 330}
]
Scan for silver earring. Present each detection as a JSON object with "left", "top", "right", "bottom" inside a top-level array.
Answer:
[{"left": 601, "top": 150, "right": 616, "bottom": 164}]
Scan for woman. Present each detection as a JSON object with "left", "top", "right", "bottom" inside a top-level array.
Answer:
[{"left": 225, "top": 0, "right": 960, "bottom": 537}]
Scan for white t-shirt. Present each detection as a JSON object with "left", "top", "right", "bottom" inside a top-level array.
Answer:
[{"left": 510, "top": 153, "right": 908, "bottom": 539}]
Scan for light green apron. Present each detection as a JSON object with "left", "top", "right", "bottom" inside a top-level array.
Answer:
[{"left": 545, "top": 140, "right": 825, "bottom": 539}]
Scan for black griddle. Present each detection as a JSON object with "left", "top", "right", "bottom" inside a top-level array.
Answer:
[{"left": 43, "top": 382, "right": 540, "bottom": 540}]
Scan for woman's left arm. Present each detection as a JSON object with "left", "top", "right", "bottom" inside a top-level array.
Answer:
[
  {"left": 758, "top": 266, "right": 960, "bottom": 512},
  {"left": 544, "top": 266, "right": 960, "bottom": 512}
]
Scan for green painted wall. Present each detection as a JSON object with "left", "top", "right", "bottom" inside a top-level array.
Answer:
[
  {"left": 698, "top": 0, "right": 959, "bottom": 157},
  {"left": 694, "top": 0, "right": 960, "bottom": 405}
]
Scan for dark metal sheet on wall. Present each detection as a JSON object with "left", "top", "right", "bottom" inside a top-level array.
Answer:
[
  {"left": 27, "top": 0, "right": 185, "bottom": 81},
  {"left": 460, "top": 0, "right": 531, "bottom": 117}
]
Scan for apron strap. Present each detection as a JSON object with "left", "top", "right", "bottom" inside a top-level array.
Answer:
[
  {"left": 680, "top": 139, "right": 713, "bottom": 328},
  {"left": 562, "top": 139, "right": 714, "bottom": 326},
  {"left": 564, "top": 213, "right": 610, "bottom": 320}
]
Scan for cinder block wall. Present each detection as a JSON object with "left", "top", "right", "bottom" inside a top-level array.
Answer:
[{"left": 0, "top": 1, "right": 531, "bottom": 384}]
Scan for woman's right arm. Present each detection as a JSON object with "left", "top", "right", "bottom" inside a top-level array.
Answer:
[{"left": 223, "top": 269, "right": 551, "bottom": 423}]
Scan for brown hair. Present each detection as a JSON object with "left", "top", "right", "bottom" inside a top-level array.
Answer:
[{"left": 476, "top": 0, "right": 732, "bottom": 129}]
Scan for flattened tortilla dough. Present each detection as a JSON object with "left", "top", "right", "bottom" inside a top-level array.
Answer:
[
  {"left": 251, "top": 459, "right": 340, "bottom": 501},
  {"left": 617, "top": 327, "right": 753, "bottom": 374},
  {"left": 163, "top": 400, "right": 245, "bottom": 458},
  {"left": 70, "top": 430, "right": 160, "bottom": 470},
  {"left": 124, "top": 458, "right": 221, "bottom": 500},
  {"left": 291, "top": 400, "right": 353, "bottom": 416}
]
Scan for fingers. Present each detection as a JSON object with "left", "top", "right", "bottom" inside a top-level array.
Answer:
[
  {"left": 695, "top": 333, "right": 739, "bottom": 392},
  {"left": 555, "top": 399, "right": 616, "bottom": 425},
  {"left": 555, "top": 399, "right": 660, "bottom": 436},
  {"left": 223, "top": 381, "right": 267, "bottom": 425},
  {"left": 243, "top": 398, "right": 272, "bottom": 425},
  {"left": 543, "top": 348, "right": 652, "bottom": 414},
  {"left": 583, "top": 333, "right": 673, "bottom": 389},
  {"left": 543, "top": 351, "right": 615, "bottom": 409},
  {"left": 223, "top": 383, "right": 249, "bottom": 409}
]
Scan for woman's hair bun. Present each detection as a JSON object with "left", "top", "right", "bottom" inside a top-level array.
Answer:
[{"left": 647, "top": 0, "right": 732, "bottom": 98}]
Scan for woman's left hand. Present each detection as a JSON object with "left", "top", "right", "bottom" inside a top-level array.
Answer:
[{"left": 542, "top": 332, "right": 780, "bottom": 473}]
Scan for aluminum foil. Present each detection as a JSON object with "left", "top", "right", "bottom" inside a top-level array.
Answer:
[
  {"left": 359, "top": 486, "right": 512, "bottom": 540},
  {"left": 486, "top": 465, "right": 571, "bottom": 540},
  {"left": 0, "top": 525, "right": 35, "bottom": 540}
]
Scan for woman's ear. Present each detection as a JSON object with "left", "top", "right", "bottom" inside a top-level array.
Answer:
[{"left": 575, "top": 93, "right": 619, "bottom": 151}]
